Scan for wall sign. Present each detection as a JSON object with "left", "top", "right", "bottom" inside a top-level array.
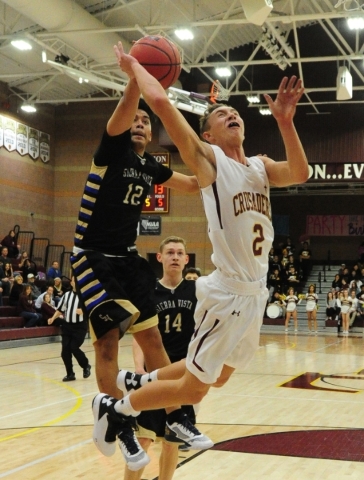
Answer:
[{"left": 306, "top": 215, "right": 364, "bottom": 236}]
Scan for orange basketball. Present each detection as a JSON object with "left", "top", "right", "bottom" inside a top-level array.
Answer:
[{"left": 129, "top": 35, "right": 181, "bottom": 89}]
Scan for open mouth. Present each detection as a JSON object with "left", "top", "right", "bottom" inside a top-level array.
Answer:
[{"left": 228, "top": 121, "right": 239, "bottom": 128}]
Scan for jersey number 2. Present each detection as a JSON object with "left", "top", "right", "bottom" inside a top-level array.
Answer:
[{"left": 253, "top": 224, "right": 264, "bottom": 256}]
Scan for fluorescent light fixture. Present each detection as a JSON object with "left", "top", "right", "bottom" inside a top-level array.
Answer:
[
  {"left": 347, "top": 17, "right": 364, "bottom": 30},
  {"left": 247, "top": 93, "right": 260, "bottom": 103},
  {"left": 11, "top": 39, "right": 32, "bottom": 51},
  {"left": 21, "top": 103, "right": 36, "bottom": 113},
  {"left": 175, "top": 28, "right": 194, "bottom": 40},
  {"left": 42, "top": 50, "right": 47, "bottom": 63},
  {"left": 215, "top": 66, "right": 232, "bottom": 77},
  {"left": 259, "top": 107, "right": 272, "bottom": 115}
]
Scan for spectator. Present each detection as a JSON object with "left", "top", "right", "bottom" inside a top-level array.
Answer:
[
  {"left": 184, "top": 267, "right": 201, "bottom": 281},
  {"left": 27, "top": 273, "right": 42, "bottom": 299},
  {"left": 48, "top": 277, "right": 91, "bottom": 382},
  {"left": 267, "top": 268, "right": 283, "bottom": 302},
  {"left": 286, "top": 265, "right": 300, "bottom": 292},
  {"left": 270, "top": 254, "right": 281, "bottom": 273},
  {"left": 299, "top": 242, "right": 311, "bottom": 280},
  {"left": 281, "top": 248, "right": 290, "bottom": 270},
  {"left": 9, "top": 275, "right": 24, "bottom": 306},
  {"left": 283, "top": 236, "right": 295, "bottom": 256},
  {"left": 340, "top": 267, "right": 350, "bottom": 284},
  {"left": 0, "top": 264, "right": 12, "bottom": 296},
  {"left": 357, "top": 285, "right": 364, "bottom": 317},
  {"left": 332, "top": 274, "right": 341, "bottom": 291},
  {"left": 35, "top": 286, "right": 55, "bottom": 311},
  {"left": 0, "top": 230, "right": 20, "bottom": 258},
  {"left": 349, "top": 279, "right": 361, "bottom": 296},
  {"left": 20, "top": 258, "right": 37, "bottom": 279},
  {"left": 47, "top": 261, "right": 62, "bottom": 280},
  {"left": 326, "top": 291, "right": 338, "bottom": 321},
  {"left": 340, "top": 278, "right": 349, "bottom": 291},
  {"left": 0, "top": 247, "right": 12, "bottom": 269},
  {"left": 18, "top": 251, "right": 29, "bottom": 269},
  {"left": 305, "top": 284, "right": 318, "bottom": 334},
  {"left": 53, "top": 277, "right": 64, "bottom": 304},
  {"left": 18, "top": 284, "right": 42, "bottom": 328},
  {"left": 41, "top": 293, "right": 62, "bottom": 326}
]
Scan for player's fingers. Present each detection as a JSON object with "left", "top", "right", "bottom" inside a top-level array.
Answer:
[{"left": 263, "top": 93, "right": 273, "bottom": 106}]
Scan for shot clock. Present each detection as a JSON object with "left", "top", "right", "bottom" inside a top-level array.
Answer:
[{"left": 142, "top": 152, "right": 170, "bottom": 213}]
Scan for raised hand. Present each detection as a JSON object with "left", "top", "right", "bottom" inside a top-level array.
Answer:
[
  {"left": 263, "top": 76, "right": 304, "bottom": 123},
  {"left": 113, "top": 41, "right": 138, "bottom": 78}
]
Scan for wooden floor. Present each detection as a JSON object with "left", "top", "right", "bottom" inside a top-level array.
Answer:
[{"left": 1, "top": 331, "right": 364, "bottom": 479}]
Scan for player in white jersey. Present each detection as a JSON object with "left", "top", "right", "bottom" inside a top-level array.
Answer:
[{"left": 92, "top": 42, "right": 309, "bottom": 453}]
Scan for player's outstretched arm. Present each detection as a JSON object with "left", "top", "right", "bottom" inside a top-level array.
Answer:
[
  {"left": 262, "top": 76, "right": 309, "bottom": 187},
  {"left": 114, "top": 42, "right": 216, "bottom": 187},
  {"left": 106, "top": 77, "right": 141, "bottom": 137}
]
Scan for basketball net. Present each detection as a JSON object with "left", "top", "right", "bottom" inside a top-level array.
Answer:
[{"left": 210, "top": 80, "right": 230, "bottom": 103}]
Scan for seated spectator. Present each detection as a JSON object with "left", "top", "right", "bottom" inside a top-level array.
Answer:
[
  {"left": 0, "top": 230, "right": 20, "bottom": 258},
  {"left": 340, "top": 278, "right": 349, "bottom": 291},
  {"left": 8, "top": 274, "right": 24, "bottom": 306},
  {"left": 47, "top": 261, "right": 62, "bottom": 280},
  {"left": 20, "top": 258, "right": 37, "bottom": 279},
  {"left": 283, "top": 236, "right": 295, "bottom": 256},
  {"left": 299, "top": 241, "right": 312, "bottom": 280},
  {"left": 349, "top": 290, "right": 359, "bottom": 328},
  {"left": 18, "top": 251, "right": 29, "bottom": 269},
  {"left": 27, "top": 273, "right": 42, "bottom": 299},
  {"left": 184, "top": 267, "right": 201, "bottom": 281},
  {"left": 18, "top": 284, "right": 42, "bottom": 328},
  {"left": 53, "top": 277, "right": 64, "bottom": 305},
  {"left": 332, "top": 274, "right": 341, "bottom": 291},
  {"left": 35, "top": 286, "right": 55, "bottom": 311},
  {"left": 0, "top": 264, "right": 12, "bottom": 296},
  {"left": 338, "top": 263, "right": 347, "bottom": 276},
  {"left": 340, "top": 267, "right": 350, "bottom": 284},
  {"left": 349, "top": 280, "right": 361, "bottom": 296},
  {"left": 286, "top": 254, "right": 299, "bottom": 273},
  {"left": 40, "top": 292, "right": 63, "bottom": 326},
  {"left": 281, "top": 248, "right": 290, "bottom": 270},
  {"left": 268, "top": 268, "right": 283, "bottom": 302},
  {"left": 0, "top": 247, "right": 12, "bottom": 269},
  {"left": 286, "top": 265, "right": 300, "bottom": 292},
  {"left": 268, "top": 246, "right": 275, "bottom": 267},
  {"left": 3, "top": 262, "right": 14, "bottom": 287},
  {"left": 270, "top": 255, "right": 281, "bottom": 273}
]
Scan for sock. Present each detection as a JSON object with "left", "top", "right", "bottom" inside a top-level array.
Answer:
[
  {"left": 115, "top": 394, "right": 140, "bottom": 417},
  {"left": 139, "top": 369, "right": 158, "bottom": 386},
  {"left": 167, "top": 408, "right": 184, "bottom": 424}
]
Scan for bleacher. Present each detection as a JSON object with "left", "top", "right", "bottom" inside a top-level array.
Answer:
[{"left": 0, "top": 224, "right": 72, "bottom": 348}]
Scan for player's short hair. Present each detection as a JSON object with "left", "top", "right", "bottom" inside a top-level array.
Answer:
[
  {"left": 184, "top": 267, "right": 201, "bottom": 277},
  {"left": 199, "top": 102, "right": 234, "bottom": 139},
  {"left": 137, "top": 99, "right": 156, "bottom": 123},
  {"left": 159, "top": 236, "right": 187, "bottom": 252}
]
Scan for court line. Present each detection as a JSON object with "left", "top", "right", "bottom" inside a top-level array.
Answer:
[
  {"left": 0, "top": 439, "right": 92, "bottom": 478},
  {"left": 0, "top": 371, "right": 84, "bottom": 442}
]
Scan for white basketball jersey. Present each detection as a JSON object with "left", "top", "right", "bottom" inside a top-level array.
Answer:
[{"left": 200, "top": 145, "right": 274, "bottom": 282}]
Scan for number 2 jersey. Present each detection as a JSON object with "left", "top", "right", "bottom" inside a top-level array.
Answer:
[
  {"left": 201, "top": 145, "right": 274, "bottom": 282},
  {"left": 155, "top": 279, "right": 197, "bottom": 362},
  {"left": 74, "top": 130, "right": 173, "bottom": 255}
]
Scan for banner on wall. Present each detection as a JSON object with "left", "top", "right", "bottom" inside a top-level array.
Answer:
[
  {"left": 306, "top": 215, "right": 364, "bottom": 236},
  {"left": 308, "top": 163, "right": 364, "bottom": 183},
  {"left": 3, "top": 117, "right": 16, "bottom": 152},
  {"left": 16, "top": 122, "right": 29, "bottom": 156},
  {"left": 0, "top": 113, "right": 50, "bottom": 162},
  {"left": 29, "top": 127, "right": 40, "bottom": 160}
]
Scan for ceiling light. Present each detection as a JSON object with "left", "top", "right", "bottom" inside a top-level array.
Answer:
[
  {"left": 21, "top": 103, "right": 37, "bottom": 113},
  {"left": 11, "top": 39, "right": 32, "bottom": 51},
  {"left": 259, "top": 107, "right": 272, "bottom": 115},
  {"left": 347, "top": 17, "right": 364, "bottom": 30},
  {"left": 175, "top": 28, "right": 194, "bottom": 40},
  {"left": 247, "top": 93, "right": 260, "bottom": 103},
  {"left": 215, "top": 66, "right": 232, "bottom": 77},
  {"left": 42, "top": 50, "right": 47, "bottom": 63}
]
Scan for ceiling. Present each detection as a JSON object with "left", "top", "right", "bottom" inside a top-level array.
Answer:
[{"left": 0, "top": 0, "right": 364, "bottom": 116}]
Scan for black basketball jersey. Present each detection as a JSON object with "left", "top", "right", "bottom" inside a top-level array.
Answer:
[
  {"left": 155, "top": 279, "right": 197, "bottom": 360},
  {"left": 74, "top": 130, "right": 173, "bottom": 255}
]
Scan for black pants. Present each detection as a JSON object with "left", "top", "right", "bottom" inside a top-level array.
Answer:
[{"left": 61, "top": 323, "right": 89, "bottom": 376}]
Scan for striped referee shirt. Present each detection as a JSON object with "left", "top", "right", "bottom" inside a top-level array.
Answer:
[{"left": 57, "top": 290, "right": 83, "bottom": 324}]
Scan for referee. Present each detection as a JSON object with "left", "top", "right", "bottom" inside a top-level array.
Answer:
[{"left": 48, "top": 277, "right": 91, "bottom": 382}]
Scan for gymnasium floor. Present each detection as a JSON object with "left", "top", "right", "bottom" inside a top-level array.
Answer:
[{"left": 1, "top": 332, "right": 364, "bottom": 479}]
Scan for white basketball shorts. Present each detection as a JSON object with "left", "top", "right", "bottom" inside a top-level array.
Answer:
[{"left": 185, "top": 269, "right": 268, "bottom": 384}]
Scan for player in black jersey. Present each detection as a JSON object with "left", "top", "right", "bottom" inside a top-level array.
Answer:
[{"left": 123, "top": 236, "right": 198, "bottom": 480}]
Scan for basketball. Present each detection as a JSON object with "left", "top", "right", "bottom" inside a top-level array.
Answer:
[{"left": 129, "top": 35, "right": 181, "bottom": 89}]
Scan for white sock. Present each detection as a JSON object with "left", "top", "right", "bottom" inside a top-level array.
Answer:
[{"left": 115, "top": 394, "right": 140, "bottom": 417}]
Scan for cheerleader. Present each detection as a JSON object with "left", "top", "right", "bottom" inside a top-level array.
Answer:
[
  {"left": 305, "top": 284, "right": 318, "bottom": 334},
  {"left": 285, "top": 287, "right": 299, "bottom": 333},
  {"left": 337, "top": 289, "right": 351, "bottom": 335}
]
